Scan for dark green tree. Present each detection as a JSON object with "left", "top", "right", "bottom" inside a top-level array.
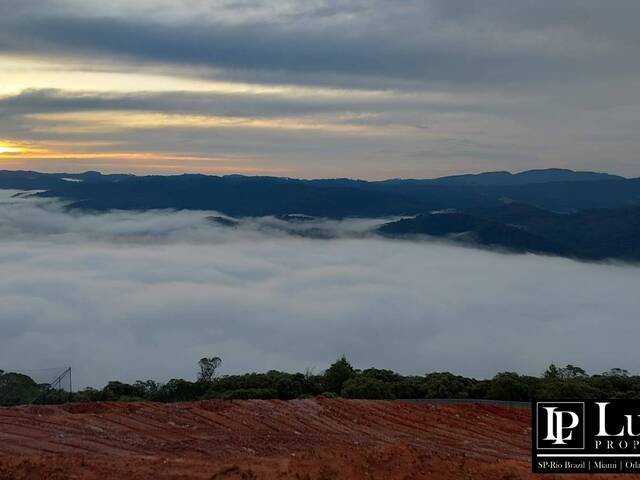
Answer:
[
  {"left": 198, "top": 357, "right": 222, "bottom": 382},
  {"left": 544, "top": 363, "right": 560, "bottom": 379},
  {"left": 0, "top": 372, "right": 43, "bottom": 405},
  {"left": 544, "top": 363, "right": 587, "bottom": 380},
  {"left": 324, "top": 356, "right": 356, "bottom": 394},
  {"left": 560, "top": 364, "right": 587, "bottom": 379},
  {"left": 602, "top": 368, "right": 630, "bottom": 377}
]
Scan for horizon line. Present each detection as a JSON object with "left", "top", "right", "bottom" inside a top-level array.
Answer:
[{"left": 0, "top": 167, "right": 632, "bottom": 183}]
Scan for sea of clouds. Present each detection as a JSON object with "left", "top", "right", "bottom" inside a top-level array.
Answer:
[{"left": 0, "top": 190, "right": 638, "bottom": 388}]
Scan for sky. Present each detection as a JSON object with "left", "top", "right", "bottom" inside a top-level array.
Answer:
[
  {"left": 0, "top": 0, "right": 639, "bottom": 179},
  {"left": 1, "top": 190, "right": 638, "bottom": 387}
]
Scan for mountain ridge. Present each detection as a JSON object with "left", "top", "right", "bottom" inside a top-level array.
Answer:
[
  {"left": 379, "top": 203, "right": 640, "bottom": 261},
  {"left": 0, "top": 167, "right": 638, "bottom": 217},
  {"left": 1, "top": 168, "right": 639, "bottom": 261}
]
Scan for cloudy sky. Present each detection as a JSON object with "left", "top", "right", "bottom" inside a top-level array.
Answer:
[
  {"left": 1, "top": 191, "right": 639, "bottom": 387},
  {"left": 0, "top": 0, "right": 639, "bottom": 178}
]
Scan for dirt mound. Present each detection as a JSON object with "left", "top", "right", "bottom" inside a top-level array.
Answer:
[{"left": 0, "top": 399, "right": 632, "bottom": 479}]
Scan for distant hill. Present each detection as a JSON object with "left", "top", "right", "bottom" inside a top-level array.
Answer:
[
  {"left": 1, "top": 168, "right": 639, "bottom": 260},
  {"left": 38, "top": 174, "right": 422, "bottom": 217},
  {"left": 0, "top": 170, "right": 133, "bottom": 191},
  {"left": 0, "top": 168, "right": 638, "bottom": 217},
  {"left": 378, "top": 204, "right": 640, "bottom": 261},
  {"left": 425, "top": 168, "right": 624, "bottom": 186}
]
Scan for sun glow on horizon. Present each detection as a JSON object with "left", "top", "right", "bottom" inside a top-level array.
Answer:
[{"left": 0, "top": 142, "right": 23, "bottom": 155}]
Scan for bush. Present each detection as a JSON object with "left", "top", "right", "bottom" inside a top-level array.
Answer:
[
  {"left": 72, "top": 387, "right": 102, "bottom": 402},
  {"left": 155, "top": 379, "right": 209, "bottom": 403},
  {"left": 422, "top": 372, "right": 477, "bottom": 398},
  {"left": 0, "top": 372, "right": 43, "bottom": 405},
  {"left": 486, "top": 372, "right": 536, "bottom": 401},
  {"left": 37, "top": 388, "right": 72, "bottom": 404},
  {"left": 207, "top": 371, "right": 322, "bottom": 400},
  {"left": 319, "top": 391, "right": 338, "bottom": 398},
  {"left": 7, "top": 360, "right": 640, "bottom": 406},
  {"left": 360, "top": 368, "right": 403, "bottom": 383},
  {"left": 392, "top": 377, "right": 428, "bottom": 399},
  {"left": 102, "top": 381, "right": 147, "bottom": 400},
  {"left": 535, "top": 379, "right": 601, "bottom": 400},
  {"left": 219, "top": 388, "right": 279, "bottom": 400},
  {"left": 342, "top": 377, "right": 394, "bottom": 399}
]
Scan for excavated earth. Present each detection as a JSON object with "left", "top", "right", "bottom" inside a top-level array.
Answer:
[{"left": 0, "top": 399, "right": 634, "bottom": 479}]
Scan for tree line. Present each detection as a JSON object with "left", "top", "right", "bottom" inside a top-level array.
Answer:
[{"left": 1, "top": 358, "right": 638, "bottom": 406}]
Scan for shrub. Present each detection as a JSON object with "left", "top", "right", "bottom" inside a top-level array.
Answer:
[
  {"left": 155, "top": 379, "right": 208, "bottom": 402},
  {"left": 319, "top": 391, "right": 338, "bottom": 398},
  {"left": 535, "top": 379, "right": 601, "bottom": 400},
  {"left": 342, "top": 377, "right": 394, "bottom": 399},
  {"left": 422, "top": 372, "right": 476, "bottom": 398},
  {"left": 0, "top": 372, "right": 43, "bottom": 405},
  {"left": 486, "top": 372, "right": 536, "bottom": 401},
  {"left": 220, "top": 388, "right": 279, "bottom": 400}
]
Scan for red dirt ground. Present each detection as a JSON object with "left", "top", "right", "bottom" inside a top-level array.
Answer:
[{"left": 0, "top": 399, "right": 635, "bottom": 479}]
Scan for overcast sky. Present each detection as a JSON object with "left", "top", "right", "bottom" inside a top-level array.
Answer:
[
  {"left": 1, "top": 191, "right": 639, "bottom": 387},
  {"left": 0, "top": 0, "right": 639, "bottom": 178}
]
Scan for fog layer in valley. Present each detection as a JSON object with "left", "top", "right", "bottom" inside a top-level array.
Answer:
[{"left": 0, "top": 190, "right": 638, "bottom": 388}]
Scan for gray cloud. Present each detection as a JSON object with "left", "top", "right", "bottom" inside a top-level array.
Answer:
[
  {"left": 0, "top": 190, "right": 388, "bottom": 241},
  {"left": 0, "top": 190, "right": 638, "bottom": 388},
  {"left": 1, "top": 1, "right": 639, "bottom": 90},
  {"left": 0, "top": 88, "right": 497, "bottom": 120},
  {"left": 1, "top": 1, "right": 639, "bottom": 178}
]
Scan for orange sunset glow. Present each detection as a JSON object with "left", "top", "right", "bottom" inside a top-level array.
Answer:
[
  {"left": 0, "top": 142, "right": 23, "bottom": 155},
  {"left": 0, "top": 1, "right": 638, "bottom": 179}
]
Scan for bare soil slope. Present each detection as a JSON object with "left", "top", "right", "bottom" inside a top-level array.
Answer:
[{"left": 0, "top": 399, "right": 632, "bottom": 479}]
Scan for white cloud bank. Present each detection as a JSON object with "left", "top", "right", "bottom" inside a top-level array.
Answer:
[{"left": 0, "top": 190, "right": 638, "bottom": 388}]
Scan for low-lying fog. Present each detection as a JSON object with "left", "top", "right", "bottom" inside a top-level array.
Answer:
[{"left": 1, "top": 190, "right": 638, "bottom": 388}]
